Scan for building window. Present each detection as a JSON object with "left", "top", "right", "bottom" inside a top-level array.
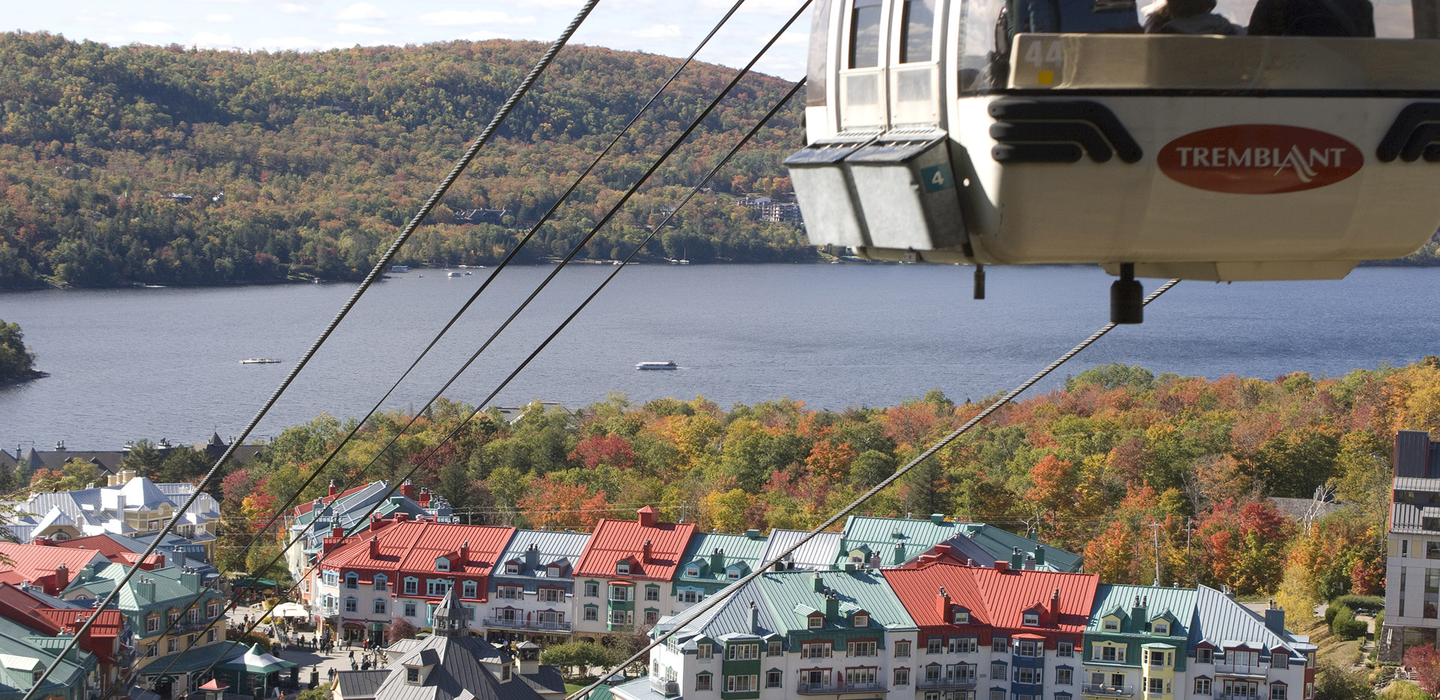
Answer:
[
  {"left": 345, "top": 573, "right": 358, "bottom": 589},
  {"left": 1058, "top": 641, "right": 1074, "bottom": 657},
  {"left": 584, "top": 606, "right": 598, "bottom": 622},
  {"left": 404, "top": 578, "right": 418, "bottom": 595},
  {"left": 809, "top": 615, "right": 824, "bottom": 630},
  {"left": 990, "top": 690, "right": 1006, "bottom": 700},
  {"left": 1305, "top": 683, "right": 1314, "bottom": 699},
  {"left": 406, "top": 668, "right": 419, "bottom": 683},
  {"left": 1197, "top": 648, "right": 1213, "bottom": 664},
  {"left": 848, "top": 641, "right": 877, "bottom": 657},
  {"left": 698, "top": 643, "right": 712, "bottom": 660},
  {"left": 895, "top": 668, "right": 910, "bottom": 686},
  {"left": 696, "top": 674, "right": 712, "bottom": 691},
  {"left": 950, "top": 637, "right": 979, "bottom": 654},
  {"left": 617, "top": 561, "right": 630, "bottom": 575},
  {"left": 927, "top": 638, "right": 943, "bottom": 654},
  {"left": 207, "top": 602, "right": 218, "bottom": 618},
  {"left": 1272, "top": 653, "right": 1289, "bottom": 669},
  {"left": 374, "top": 599, "right": 387, "bottom": 615},
  {"left": 1154, "top": 622, "right": 1169, "bottom": 635},
  {"left": 1149, "top": 678, "right": 1165, "bottom": 695},
  {"left": 727, "top": 569, "right": 741, "bottom": 580},
  {"left": 374, "top": 575, "right": 387, "bottom": 591},
  {"left": 436, "top": 558, "right": 450, "bottom": 572},
  {"left": 728, "top": 644, "right": 760, "bottom": 661},
  {"left": 540, "top": 588, "right": 562, "bottom": 603},
  {"left": 1104, "top": 618, "right": 1120, "bottom": 632},
  {"left": 1023, "top": 612, "right": 1039, "bottom": 626},
  {"left": 506, "top": 563, "right": 519, "bottom": 575},
  {"left": 147, "top": 616, "right": 159, "bottom": 633},
  {"left": 678, "top": 589, "right": 702, "bottom": 604},
  {"left": 146, "top": 644, "right": 157, "bottom": 658},
  {"left": 854, "top": 613, "right": 869, "bottom": 628},
  {"left": 208, "top": 629, "right": 217, "bottom": 643},
  {"left": 767, "top": 670, "right": 783, "bottom": 688},
  {"left": 427, "top": 579, "right": 451, "bottom": 597},
  {"left": 896, "top": 640, "right": 911, "bottom": 658},
  {"left": 686, "top": 566, "right": 700, "bottom": 577},
  {"left": 344, "top": 597, "right": 357, "bottom": 613},
  {"left": 1016, "top": 667, "right": 1037, "bottom": 684},
  {"left": 768, "top": 640, "right": 783, "bottom": 657},
  {"left": 404, "top": 601, "right": 417, "bottom": 617},
  {"left": 645, "top": 586, "right": 660, "bottom": 602},
  {"left": 1195, "top": 679, "right": 1212, "bottom": 695},
  {"left": 1057, "top": 668, "right": 1072, "bottom": 685},
  {"left": 645, "top": 610, "right": 659, "bottom": 625},
  {"left": 167, "top": 639, "right": 177, "bottom": 653},
  {"left": 585, "top": 581, "right": 599, "bottom": 597},
  {"left": 1018, "top": 640, "right": 1039, "bottom": 657},
  {"left": 1271, "top": 684, "right": 1287, "bottom": 700},
  {"left": 1111, "top": 673, "right": 1126, "bottom": 688},
  {"left": 802, "top": 642, "right": 833, "bottom": 659},
  {"left": 725, "top": 675, "right": 756, "bottom": 692},
  {"left": 955, "top": 609, "right": 970, "bottom": 624},
  {"left": 462, "top": 581, "right": 478, "bottom": 599},
  {"left": 991, "top": 663, "right": 1005, "bottom": 679},
  {"left": 993, "top": 638, "right": 1008, "bottom": 653}
]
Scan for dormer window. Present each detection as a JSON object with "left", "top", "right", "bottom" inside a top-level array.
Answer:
[
  {"left": 727, "top": 568, "right": 741, "bottom": 580},
  {"left": 506, "top": 563, "right": 519, "bottom": 575},
  {"left": 687, "top": 566, "right": 701, "bottom": 578},
  {"left": 1024, "top": 612, "right": 1040, "bottom": 626},
  {"left": 436, "top": 558, "right": 450, "bottom": 572},
  {"left": 1154, "top": 622, "right": 1170, "bottom": 636},
  {"left": 1103, "top": 617, "right": 1120, "bottom": 632},
  {"left": 406, "top": 668, "right": 420, "bottom": 684},
  {"left": 617, "top": 561, "right": 631, "bottom": 575},
  {"left": 548, "top": 565, "right": 561, "bottom": 577},
  {"left": 809, "top": 614, "right": 825, "bottom": 630},
  {"left": 854, "top": 613, "right": 870, "bottom": 628},
  {"left": 955, "top": 610, "right": 970, "bottom": 624}
]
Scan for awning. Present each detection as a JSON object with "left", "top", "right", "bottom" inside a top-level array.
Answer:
[{"left": 216, "top": 644, "right": 299, "bottom": 675}]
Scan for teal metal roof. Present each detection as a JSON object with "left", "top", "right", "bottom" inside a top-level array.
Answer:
[
  {"left": 87, "top": 565, "right": 219, "bottom": 613},
  {"left": 0, "top": 616, "right": 91, "bottom": 696},
  {"left": 675, "top": 532, "right": 769, "bottom": 587},
  {"left": 141, "top": 641, "right": 246, "bottom": 674},
  {"left": 1086, "top": 584, "right": 1198, "bottom": 637},
  {"left": 754, "top": 569, "right": 916, "bottom": 635},
  {"left": 834, "top": 516, "right": 1082, "bottom": 572}
]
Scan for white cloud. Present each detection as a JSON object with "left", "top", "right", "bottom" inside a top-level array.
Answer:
[
  {"left": 335, "top": 22, "right": 391, "bottom": 35},
  {"left": 192, "top": 32, "right": 236, "bottom": 46},
  {"left": 277, "top": 3, "right": 311, "bottom": 14},
  {"left": 130, "top": 21, "right": 176, "bottom": 34},
  {"left": 462, "top": 29, "right": 511, "bottom": 40},
  {"left": 205, "top": 14, "right": 234, "bottom": 22},
  {"left": 336, "top": 2, "right": 387, "bottom": 19},
  {"left": 629, "top": 23, "right": 682, "bottom": 38},
  {"left": 418, "top": 9, "right": 534, "bottom": 25}
]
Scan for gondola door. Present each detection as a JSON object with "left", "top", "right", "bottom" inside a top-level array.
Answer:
[
  {"left": 839, "top": 0, "right": 892, "bottom": 130},
  {"left": 888, "top": 0, "right": 947, "bottom": 129}
]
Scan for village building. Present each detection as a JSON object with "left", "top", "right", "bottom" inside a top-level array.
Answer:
[
  {"left": 572, "top": 507, "right": 696, "bottom": 641},
  {"left": 11, "top": 471, "right": 220, "bottom": 561},
  {"left": 672, "top": 530, "right": 768, "bottom": 614},
  {"left": 1382, "top": 429, "right": 1440, "bottom": 660},
  {"left": 835, "top": 515, "right": 1083, "bottom": 573},
  {"left": 483, "top": 529, "right": 590, "bottom": 645}
]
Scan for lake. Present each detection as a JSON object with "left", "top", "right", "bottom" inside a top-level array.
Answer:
[{"left": 1, "top": 264, "right": 1437, "bottom": 450}]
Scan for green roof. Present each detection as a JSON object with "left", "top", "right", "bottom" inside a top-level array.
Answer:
[
  {"left": 1087, "top": 584, "right": 1198, "bottom": 636},
  {"left": 675, "top": 532, "right": 769, "bottom": 587},
  {"left": 141, "top": 641, "right": 246, "bottom": 675},
  {"left": 834, "top": 516, "right": 1082, "bottom": 572},
  {"left": 754, "top": 569, "right": 916, "bottom": 636}
]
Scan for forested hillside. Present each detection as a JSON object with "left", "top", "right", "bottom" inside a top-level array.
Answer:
[
  {"left": 0, "top": 32, "right": 809, "bottom": 288},
  {"left": 89, "top": 357, "right": 1437, "bottom": 615}
]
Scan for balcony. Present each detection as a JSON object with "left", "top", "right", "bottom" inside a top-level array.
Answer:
[
  {"left": 1216, "top": 664, "right": 1269, "bottom": 678},
  {"left": 918, "top": 677, "right": 978, "bottom": 690},
  {"left": 797, "top": 681, "right": 886, "bottom": 695},
  {"left": 485, "top": 617, "right": 527, "bottom": 629},
  {"left": 483, "top": 617, "right": 572, "bottom": 631},
  {"left": 1083, "top": 684, "right": 1135, "bottom": 696},
  {"left": 649, "top": 680, "right": 680, "bottom": 697}
]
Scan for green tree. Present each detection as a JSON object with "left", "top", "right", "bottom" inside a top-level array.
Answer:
[
  {"left": 539, "top": 642, "right": 616, "bottom": 676},
  {"left": 1313, "top": 665, "right": 1373, "bottom": 700},
  {"left": 0, "top": 320, "right": 37, "bottom": 383}
]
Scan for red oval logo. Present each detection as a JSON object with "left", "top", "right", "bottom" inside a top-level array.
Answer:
[{"left": 1157, "top": 125, "right": 1363, "bottom": 194}]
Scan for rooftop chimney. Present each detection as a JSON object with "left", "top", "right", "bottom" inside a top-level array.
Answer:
[
  {"left": 1009, "top": 547, "right": 1023, "bottom": 571},
  {"left": 370, "top": 513, "right": 391, "bottom": 533},
  {"left": 746, "top": 529, "right": 761, "bottom": 539},
  {"left": 824, "top": 593, "right": 839, "bottom": 619},
  {"left": 419, "top": 490, "right": 432, "bottom": 507},
  {"left": 54, "top": 564, "right": 69, "bottom": 591},
  {"left": 369, "top": 536, "right": 380, "bottom": 559},
  {"left": 637, "top": 506, "right": 658, "bottom": 528},
  {"left": 34, "top": 537, "right": 52, "bottom": 547},
  {"left": 813, "top": 571, "right": 825, "bottom": 593},
  {"left": 750, "top": 601, "right": 760, "bottom": 633},
  {"left": 332, "top": 525, "right": 344, "bottom": 538},
  {"left": 1034, "top": 544, "right": 1046, "bottom": 567},
  {"left": 711, "top": 548, "right": 724, "bottom": 572},
  {"left": 642, "top": 540, "right": 652, "bottom": 565},
  {"left": 459, "top": 541, "right": 469, "bottom": 566},
  {"left": 893, "top": 542, "right": 906, "bottom": 565},
  {"left": 328, "top": 480, "right": 337, "bottom": 497},
  {"left": 994, "top": 560, "right": 1009, "bottom": 572},
  {"left": 1050, "top": 588, "right": 1061, "bottom": 625},
  {"left": 400, "top": 480, "right": 415, "bottom": 500},
  {"left": 395, "top": 513, "right": 409, "bottom": 522},
  {"left": 526, "top": 543, "right": 540, "bottom": 569},
  {"left": 936, "top": 587, "right": 951, "bottom": 621},
  {"left": 930, "top": 513, "right": 945, "bottom": 525},
  {"left": 1265, "top": 603, "right": 1286, "bottom": 635}
]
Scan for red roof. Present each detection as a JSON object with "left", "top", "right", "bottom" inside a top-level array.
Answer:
[
  {"left": 573, "top": 511, "right": 695, "bottom": 581},
  {"left": 0, "top": 543, "right": 108, "bottom": 594},
  {"left": 323, "top": 520, "right": 515, "bottom": 582},
  {"left": 52, "top": 535, "right": 164, "bottom": 569},
  {"left": 883, "top": 562, "right": 1098, "bottom": 640},
  {"left": 0, "top": 583, "right": 125, "bottom": 663}
]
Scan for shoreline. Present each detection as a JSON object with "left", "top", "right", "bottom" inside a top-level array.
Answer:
[{"left": 0, "top": 370, "right": 48, "bottom": 388}]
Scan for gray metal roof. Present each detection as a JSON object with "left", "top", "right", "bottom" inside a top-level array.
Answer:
[
  {"left": 334, "top": 670, "right": 389, "bottom": 699},
  {"left": 1394, "top": 477, "right": 1440, "bottom": 492},
  {"left": 755, "top": 530, "right": 842, "bottom": 571},
  {"left": 370, "top": 634, "right": 544, "bottom": 700},
  {"left": 1188, "top": 585, "right": 1314, "bottom": 657},
  {"left": 495, "top": 530, "right": 590, "bottom": 577},
  {"left": 1391, "top": 502, "right": 1437, "bottom": 535},
  {"left": 661, "top": 579, "right": 776, "bottom": 645}
]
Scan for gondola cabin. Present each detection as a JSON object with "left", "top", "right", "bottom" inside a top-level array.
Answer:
[{"left": 786, "top": 0, "right": 1440, "bottom": 320}]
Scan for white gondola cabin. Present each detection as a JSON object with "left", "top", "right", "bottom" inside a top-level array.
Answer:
[{"left": 786, "top": 0, "right": 1440, "bottom": 320}]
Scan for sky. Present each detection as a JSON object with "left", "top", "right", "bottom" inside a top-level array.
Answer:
[{"left": 5, "top": 0, "right": 811, "bottom": 80}]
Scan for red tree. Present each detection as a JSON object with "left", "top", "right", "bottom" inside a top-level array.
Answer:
[
  {"left": 1404, "top": 645, "right": 1440, "bottom": 694},
  {"left": 570, "top": 434, "right": 637, "bottom": 470}
]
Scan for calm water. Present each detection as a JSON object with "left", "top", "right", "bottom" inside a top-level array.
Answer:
[{"left": 1, "top": 264, "right": 1437, "bottom": 450}]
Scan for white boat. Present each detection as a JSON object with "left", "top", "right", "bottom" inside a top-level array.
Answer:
[
  {"left": 635, "top": 361, "right": 678, "bottom": 370},
  {"left": 448, "top": 271, "right": 462, "bottom": 278},
  {"left": 390, "top": 265, "right": 409, "bottom": 273},
  {"left": 464, "top": 271, "right": 473, "bottom": 275},
  {"left": 240, "top": 358, "right": 281, "bottom": 365}
]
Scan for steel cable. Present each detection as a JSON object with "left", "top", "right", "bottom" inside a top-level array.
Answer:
[{"left": 565, "top": 278, "right": 1181, "bottom": 700}]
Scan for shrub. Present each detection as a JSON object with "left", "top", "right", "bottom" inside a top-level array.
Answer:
[
  {"left": 1333, "top": 595, "right": 1385, "bottom": 614},
  {"left": 1330, "top": 605, "right": 1367, "bottom": 640}
]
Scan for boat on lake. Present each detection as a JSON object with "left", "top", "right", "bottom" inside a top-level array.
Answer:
[
  {"left": 447, "top": 271, "right": 462, "bottom": 278},
  {"left": 240, "top": 358, "right": 281, "bottom": 365},
  {"left": 635, "top": 361, "right": 677, "bottom": 370}
]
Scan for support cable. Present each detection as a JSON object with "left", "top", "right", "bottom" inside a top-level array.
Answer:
[
  {"left": 565, "top": 278, "right": 1181, "bottom": 700},
  {"left": 94, "top": 3, "right": 753, "bottom": 691},
  {"left": 27, "top": 1, "right": 601, "bottom": 697},
  {"left": 130, "top": 12, "right": 807, "bottom": 691}
]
